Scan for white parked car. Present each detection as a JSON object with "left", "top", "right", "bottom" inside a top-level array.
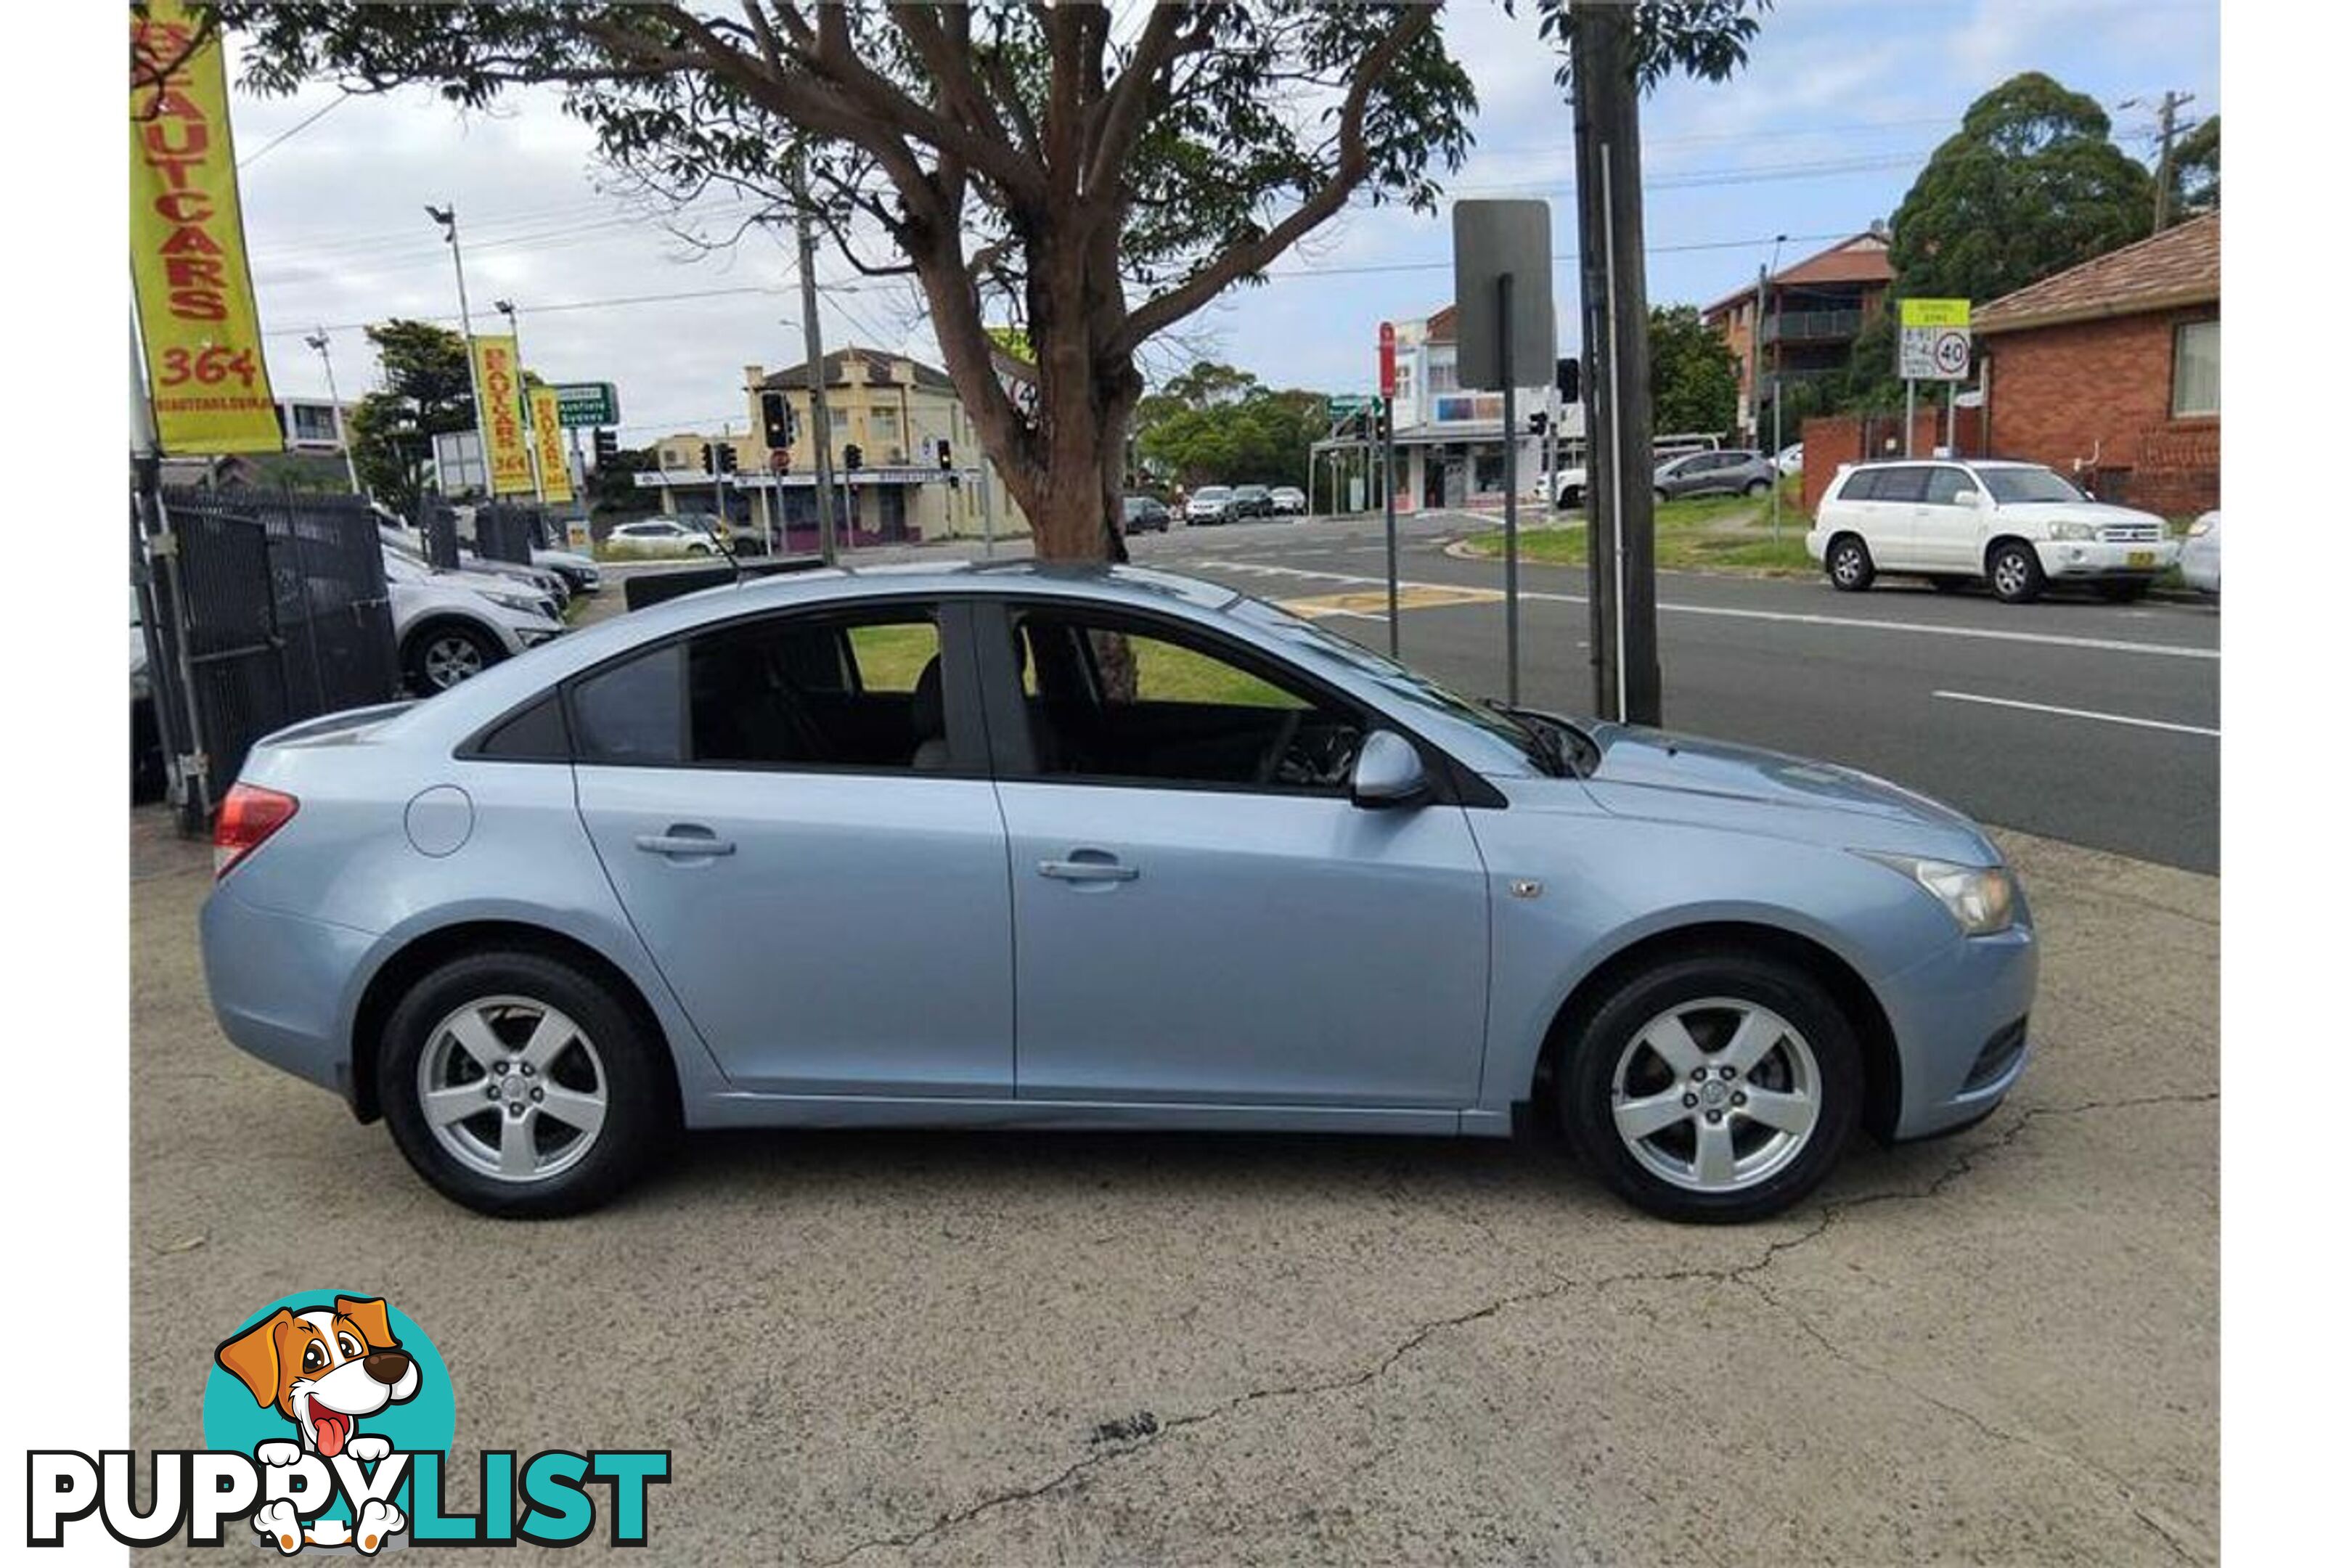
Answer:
[
  {"left": 1775, "top": 442, "right": 1804, "bottom": 478},
  {"left": 1268, "top": 486, "right": 1308, "bottom": 515},
  {"left": 380, "top": 550, "right": 566, "bottom": 692},
  {"left": 604, "top": 518, "right": 724, "bottom": 558},
  {"left": 1806, "top": 459, "right": 2179, "bottom": 604},
  {"left": 2179, "top": 510, "right": 2219, "bottom": 595}
]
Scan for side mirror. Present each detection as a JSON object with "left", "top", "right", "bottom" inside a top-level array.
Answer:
[{"left": 1351, "top": 730, "right": 1429, "bottom": 808}]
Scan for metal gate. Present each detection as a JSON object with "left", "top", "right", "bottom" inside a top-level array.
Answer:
[{"left": 143, "top": 486, "right": 399, "bottom": 829}]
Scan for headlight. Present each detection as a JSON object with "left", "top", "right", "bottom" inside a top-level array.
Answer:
[
  {"left": 1855, "top": 852, "right": 2016, "bottom": 936},
  {"left": 2046, "top": 521, "right": 2096, "bottom": 542},
  {"left": 2186, "top": 515, "right": 2215, "bottom": 538},
  {"left": 484, "top": 589, "right": 540, "bottom": 613}
]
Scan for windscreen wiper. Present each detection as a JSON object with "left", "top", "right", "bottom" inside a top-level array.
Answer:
[{"left": 1480, "top": 697, "right": 1571, "bottom": 777}]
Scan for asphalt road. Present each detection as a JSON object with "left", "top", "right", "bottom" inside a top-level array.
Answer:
[
  {"left": 131, "top": 808, "right": 2218, "bottom": 1564},
  {"left": 1120, "top": 511, "right": 2220, "bottom": 872}
]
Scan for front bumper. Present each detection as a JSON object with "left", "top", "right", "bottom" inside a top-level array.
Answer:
[
  {"left": 2035, "top": 539, "right": 2180, "bottom": 579},
  {"left": 1879, "top": 918, "right": 2040, "bottom": 1140}
]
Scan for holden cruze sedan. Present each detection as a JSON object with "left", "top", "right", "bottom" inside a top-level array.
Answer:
[{"left": 200, "top": 564, "right": 2035, "bottom": 1222}]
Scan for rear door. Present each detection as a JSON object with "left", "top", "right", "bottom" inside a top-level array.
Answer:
[
  {"left": 1854, "top": 464, "right": 1931, "bottom": 568},
  {"left": 570, "top": 597, "right": 1015, "bottom": 1097}
]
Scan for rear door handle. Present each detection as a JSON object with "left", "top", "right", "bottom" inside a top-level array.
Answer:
[
  {"left": 635, "top": 827, "right": 735, "bottom": 858},
  {"left": 1038, "top": 857, "right": 1139, "bottom": 883}
]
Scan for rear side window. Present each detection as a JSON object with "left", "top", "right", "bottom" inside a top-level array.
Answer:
[
  {"left": 571, "top": 643, "right": 685, "bottom": 764},
  {"left": 1837, "top": 469, "right": 1880, "bottom": 502},
  {"left": 473, "top": 693, "right": 571, "bottom": 761},
  {"left": 1870, "top": 466, "right": 1931, "bottom": 503}
]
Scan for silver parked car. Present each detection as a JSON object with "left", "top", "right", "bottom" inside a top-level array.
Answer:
[
  {"left": 201, "top": 565, "right": 2034, "bottom": 1222},
  {"left": 1654, "top": 449, "right": 1776, "bottom": 502}
]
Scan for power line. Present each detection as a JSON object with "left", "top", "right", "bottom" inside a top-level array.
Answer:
[{"left": 237, "top": 91, "right": 349, "bottom": 169}]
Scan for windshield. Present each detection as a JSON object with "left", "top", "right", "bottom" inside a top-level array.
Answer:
[
  {"left": 1193, "top": 487, "right": 1231, "bottom": 501},
  {"left": 1979, "top": 466, "right": 2085, "bottom": 504},
  {"left": 1228, "top": 595, "right": 1556, "bottom": 775}
]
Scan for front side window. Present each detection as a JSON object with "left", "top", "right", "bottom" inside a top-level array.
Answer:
[
  {"left": 2173, "top": 319, "right": 2219, "bottom": 417},
  {"left": 1922, "top": 467, "right": 1980, "bottom": 506},
  {"left": 1008, "top": 608, "right": 1364, "bottom": 792},
  {"left": 571, "top": 605, "right": 952, "bottom": 772}
]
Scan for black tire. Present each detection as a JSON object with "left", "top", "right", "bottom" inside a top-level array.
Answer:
[
  {"left": 402, "top": 619, "right": 503, "bottom": 694},
  {"left": 379, "top": 950, "right": 674, "bottom": 1218},
  {"left": 2094, "top": 579, "right": 2151, "bottom": 603},
  {"left": 1556, "top": 487, "right": 1581, "bottom": 510},
  {"left": 1654, "top": 486, "right": 1670, "bottom": 503},
  {"left": 1825, "top": 534, "right": 1875, "bottom": 592},
  {"left": 1986, "top": 539, "right": 2046, "bottom": 604},
  {"left": 1556, "top": 949, "right": 1863, "bottom": 1223},
  {"left": 1743, "top": 478, "right": 1770, "bottom": 497}
]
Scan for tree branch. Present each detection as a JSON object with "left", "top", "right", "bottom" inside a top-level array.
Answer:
[{"left": 1116, "top": 4, "right": 1435, "bottom": 354}]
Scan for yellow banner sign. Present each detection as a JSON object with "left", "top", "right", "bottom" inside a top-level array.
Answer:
[
  {"left": 470, "top": 335, "right": 536, "bottom": 495},
  {"left": 130, "top": 0, "right": 280, "bottom": 454},
  {"left": 528, "top": 383, "right": 573, "bottom": 504},
  {"left": 1898, "top": 298, "right": 1972, "bottom": 329}
]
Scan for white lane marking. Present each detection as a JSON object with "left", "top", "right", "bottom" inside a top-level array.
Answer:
[
  {"left": 1193, "top": 560, "right": 2218, "bottom": 662},
  {"left": 1931, "top": 690, "right": 2218, "bottom": 738}
]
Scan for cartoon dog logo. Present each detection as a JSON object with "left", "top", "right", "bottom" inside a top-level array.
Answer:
[{"left": 215, "top": 1295, "right": 418, "bottom": 1553}]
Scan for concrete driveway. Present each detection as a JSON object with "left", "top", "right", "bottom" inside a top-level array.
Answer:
[{"left": 132, "top": 812, "right": 2215, "bottom": 1563}]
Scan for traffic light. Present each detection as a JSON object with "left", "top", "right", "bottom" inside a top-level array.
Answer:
[
  {"left": 935, "top": 438, "right": 952, "bottom": 468},
  {"left": 1529, "top": 409, "right": 1550, "bottom": 436},
  {"left": 843, "top": 443, "right": 864, "bottom": 472},
  {"left": 1556, "top": 356, "right": 1581, "bottom": 402},
  {"left": 699, "top": 441, "right": 716, "bottom": 475},
  {"left": 759, "top": 391, "right": 793, "bottom": 451},
  {"left": 715, "top": 443, "right": 738, "bottom": 475},
  {"left": 592, "top": 428, "right": 618, "bottom": 467}
]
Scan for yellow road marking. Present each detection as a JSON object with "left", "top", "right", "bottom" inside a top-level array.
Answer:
[{"left": 1277, "top": 584, "right": 1503, "bottom": 618}]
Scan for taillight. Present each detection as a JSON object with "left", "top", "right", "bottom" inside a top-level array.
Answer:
[{"left": 213, "top": 783, "right": 298, "bottom": 878}]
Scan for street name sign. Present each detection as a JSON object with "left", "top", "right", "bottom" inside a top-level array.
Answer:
[{"left": 553, "top": 381, "right": 621, "bottom": 428}]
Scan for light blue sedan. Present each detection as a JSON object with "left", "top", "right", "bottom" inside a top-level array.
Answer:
[{"left": 200, "top": 564, "right": 2034, "bottom": 1222}]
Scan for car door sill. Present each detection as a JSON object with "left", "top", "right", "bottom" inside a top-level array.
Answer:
[{"left": 694, "top": 1091, "right": 1490, "bottom": 1137}]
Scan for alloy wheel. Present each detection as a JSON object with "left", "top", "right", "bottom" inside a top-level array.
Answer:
[
  {"left": 422, "top": 634, "right": 485, "bottom": 689},
  {"left": 1608, "top": 997, "right": 1821, "bottom": 1192},
  {"left": 1831, "top": 543, "right": 1865, "bottom": 586},
  {"left": 1992, "top": 551, "right": 2030, "bottom": 598},
  {"left": 415, "top": 996, "right": 608, "bottom": 1183}
]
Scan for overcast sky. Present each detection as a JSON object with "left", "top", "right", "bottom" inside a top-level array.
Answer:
[{"left": 228, "top": 0, "right": 2218, "bottom": 444}]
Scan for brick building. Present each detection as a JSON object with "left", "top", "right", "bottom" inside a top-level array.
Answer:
[
  {"left": 1975, "top": 213, "right": 2219, "bottom": 515},
  {"left": 1702, "top": 228, "right": 1895, "bottom": 444}
]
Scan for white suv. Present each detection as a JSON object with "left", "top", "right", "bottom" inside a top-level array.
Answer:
[{"left": 1808, "top": 459, "right": 2178, "bottom": 604}]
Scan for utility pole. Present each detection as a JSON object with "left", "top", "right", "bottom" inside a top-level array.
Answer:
[
  {"left": 303, "top": 327, "right": 362, "bottom": 497},
  {"left": 2149, "top": 89, "right": 2196, "bottom": 234},
  {"left": 492, "top": 298, "right": 546, "bottom": 504},
  {"left": 1763, "top": 234, "right": 1786, "bottom": 543},
  {"left": 1570, "top": 2, "right": 1660, "bottom": 725},
  {"left": 790, "top": 151, "right": 839, "bottom": 563},
  {"left": 425, "top": 205, "right": 491, "bottom": 502}
]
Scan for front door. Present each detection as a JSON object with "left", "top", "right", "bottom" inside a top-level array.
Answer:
[
  {"left": 981, "top": 601, "right": 1491, "bottom": 1109},
  {"left": 1914, "top": 465, "right": 1987, "bottom": 571},
  {"left": 569, "top": 599, "right": 1013, "bottom": 1097}
]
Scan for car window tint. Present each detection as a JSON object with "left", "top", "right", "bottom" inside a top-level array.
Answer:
[
  {"left": 571, "top": 643, "right": 685, "bottom": 764},
  {"left": 1837, "top": 470, "right": 1879, "bottom": 502},
  {"left": 475, "top": 692, "right": 571, "bottom": 761},
  {"left": 1923, "top": 467, "right": 1979, "bottom": 505},
  {"left": 687, "top": 609, "right": 945, "bottom": 769},
  {"left": 1011, "top": 610, "right": 1360, "bottom": 791},
  {"left": 1871, "top": 466, "right": 1931, "bottom": 504}
]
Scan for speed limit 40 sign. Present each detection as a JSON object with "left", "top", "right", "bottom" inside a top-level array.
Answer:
[{"left": 1898, "top": 298, "right": 1972, "bottom": 381}]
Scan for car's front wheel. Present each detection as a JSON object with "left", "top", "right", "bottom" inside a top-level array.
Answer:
[
  {"left": 380, "top": 950, "right": 673, "bottom": 1217},
  {"left": 1558, "top": 950, "right": 1862, "bottom": 1222},
  {"left": 1826, "top": 534, "right": 1875, "bottom": 592},
  {"left": 1744, "top": 478, "right": 1771, "bottom": 497},
  {"left": 1988, "top": 540, "right": 2046, "bottom": 604},
  {"left": 403, "top": 620, "right": 502, "bottom": 693}
]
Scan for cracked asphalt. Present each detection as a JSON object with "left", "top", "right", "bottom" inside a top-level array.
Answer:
[{"left": 132, "top": 811, "right": 2215, "bottom": 1563}]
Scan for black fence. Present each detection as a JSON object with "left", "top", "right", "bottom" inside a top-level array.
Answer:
[
  {"left": 145, "top": 486, "right": 399, "bottom": 828},
  {"left": 475, "top": 502, "right": 544, "bottom": 563}
]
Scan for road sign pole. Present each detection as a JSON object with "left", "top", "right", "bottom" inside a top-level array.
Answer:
[
  {"left": 1499, "top": 270, "right": 1520, "bottom": 709},
  {"left": 1383, "top": 401, "right": 1400, "bottom": 656},
  {"left": 1904, "top": 378, "right": 1916, "bottom": 459}
]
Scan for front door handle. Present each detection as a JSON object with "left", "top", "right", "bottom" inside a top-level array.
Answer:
[
  {"left": 635, "top": 826, "right": 736, "bottom": 858},
  {"left": 1038, "top": 854, "right": 1139, "bottom": 883}
]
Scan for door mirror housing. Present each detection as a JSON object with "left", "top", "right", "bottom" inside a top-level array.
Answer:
[{"left": 1350, "top": 730, "right": 1429, "bottom": 807}]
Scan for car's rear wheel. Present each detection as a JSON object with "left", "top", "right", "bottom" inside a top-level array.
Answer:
[
  {"left": 380, "top": 950, "right": 673, "bottom": 1217},
  {"left": 1557, "top": 951, "right": 1861, "bottom": 1222},
  {"left": 1654, "top": 486, "right": 1670, "bottom": 503},
  {"left": 1826, "top": 534, "right": 1875, "bottom": 592},
  {"left": 403, "top": 621, "right": 502, "bottom": 693},
  {"left": 1556, "top": 487, "right": 1581, "bottom": 510},
  {"left": 1744, "top": 478, "right": 1770, "bottom": 497},
  {"left": 1988, "top": 540, "right": 2046, "bottom": 603}
]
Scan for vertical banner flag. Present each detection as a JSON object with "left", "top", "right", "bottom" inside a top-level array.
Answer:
[
  {"left": 129, "top": 0, "right": 281, "bottom": 453},
  {"left": 528, "top": 383, "right": 574, "bottom": 504},
  {"left": 470, "top": 335, "right": 536, "bottom": 494}
]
